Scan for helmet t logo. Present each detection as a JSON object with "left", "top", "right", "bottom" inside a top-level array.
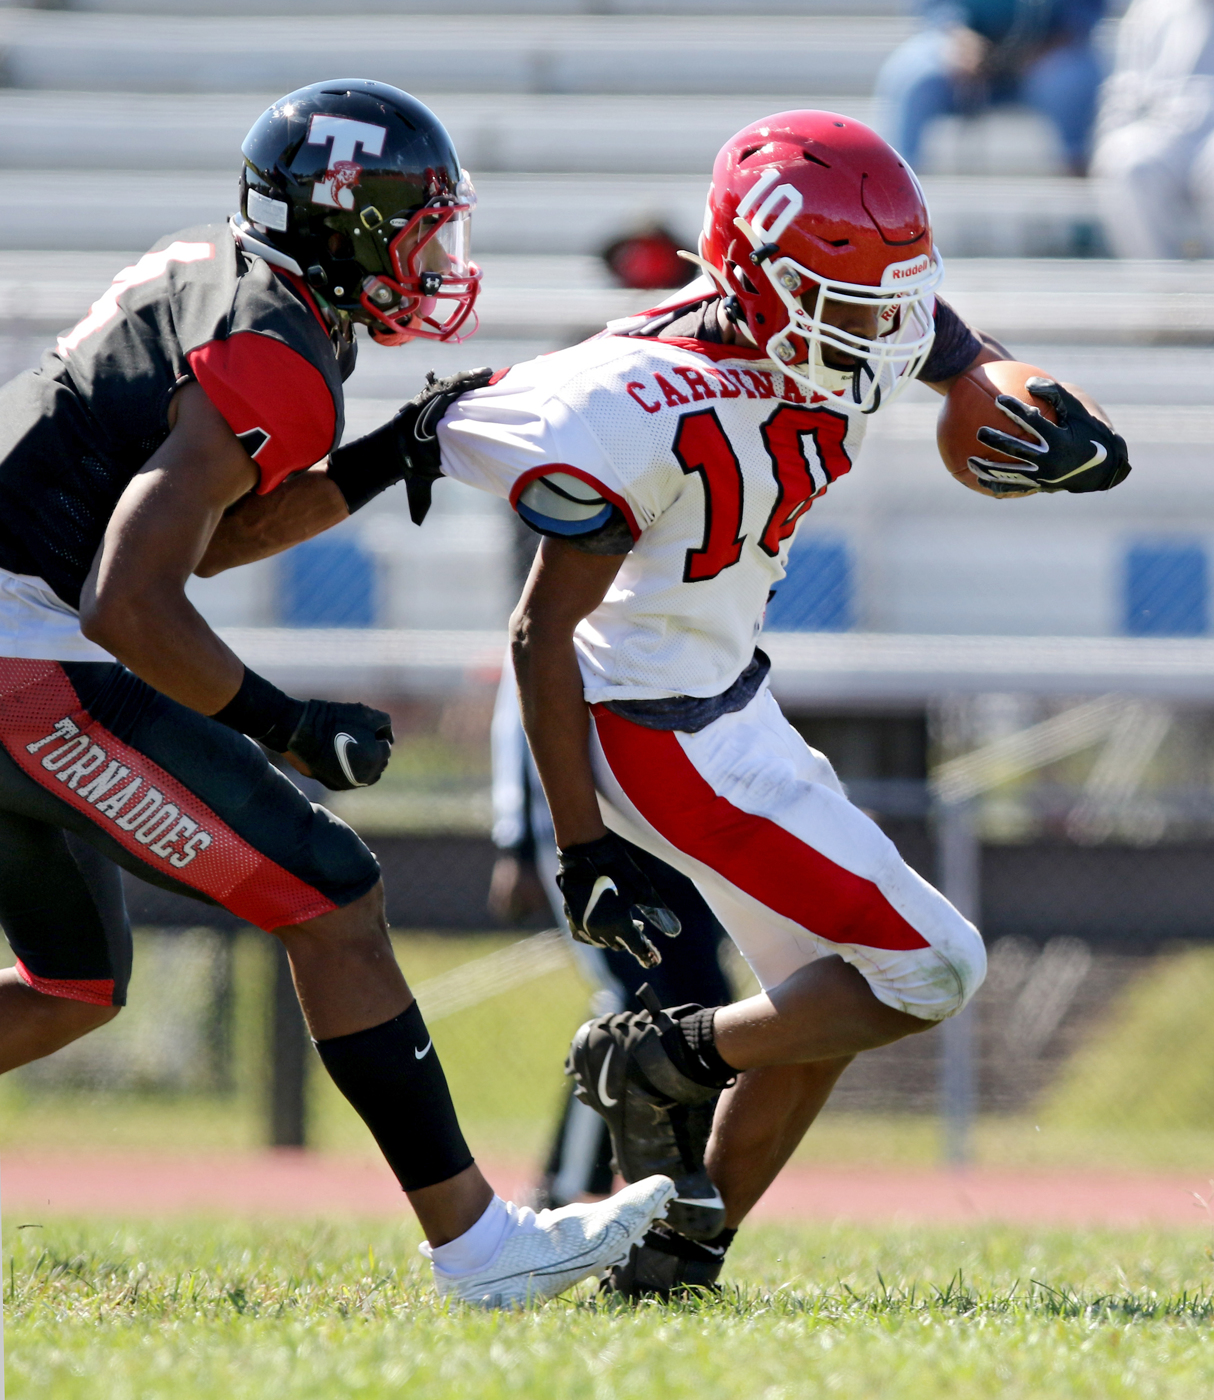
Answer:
[{"left": 305, "top": 115, "right": 387, "bottom": 210}]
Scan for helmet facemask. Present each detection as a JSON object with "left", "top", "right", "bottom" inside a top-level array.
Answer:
[{"left": 358, "top": 192, "right": 480, "bottom": 345}]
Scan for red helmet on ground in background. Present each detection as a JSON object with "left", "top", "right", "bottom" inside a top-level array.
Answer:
[{"left": 697, "top": 110, "right": 942, "bottom": 413}]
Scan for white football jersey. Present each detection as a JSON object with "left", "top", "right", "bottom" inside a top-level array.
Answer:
[{"left": 438, "top": 312, "right": 870, "bottom": 704}]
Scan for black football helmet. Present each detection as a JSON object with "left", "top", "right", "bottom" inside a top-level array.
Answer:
[{"left": 235, "top": 78, "right": 479, "bottom": 344}]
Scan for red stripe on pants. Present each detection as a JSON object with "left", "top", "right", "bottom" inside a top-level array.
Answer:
[
  {"left": 592, "top": 706, "right": 929, "bottom": 953},
  {"left": 0, "top": 659, "right": 336, "bottom": 931},
  {"left": 15, "top": 959, "right": 115, "bottom": 1007}
]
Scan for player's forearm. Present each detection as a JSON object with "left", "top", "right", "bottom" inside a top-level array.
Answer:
[
  {"left": 195, "top": 465, "right": 348, "bottom": 576},
  {"left": 511, "top": 617, "right": 606, "bottom": 849},
  {"left": 81, "top": 587, "right": 245, "bottom": 714}
]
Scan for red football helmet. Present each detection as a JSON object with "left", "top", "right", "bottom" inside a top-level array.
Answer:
[{"left": 697, "top": 110, "right": 941, "bottom": 413}]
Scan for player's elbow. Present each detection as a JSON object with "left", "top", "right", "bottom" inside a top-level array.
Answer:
[
  {"left": 508, "top": 604, "right": 570, "bottom": 682},
  {"left": 79, "top": 581, "right": 156, "bottom": 652},
  {"left": 508, "top": 605, "right": 536, "bottom": 670}
]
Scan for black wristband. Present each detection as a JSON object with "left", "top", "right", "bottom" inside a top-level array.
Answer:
[
  {"left": 327, "top": 419, "right": 404, "bottom": 515},
  {"left": 210, "top": 667, "right": 306, "bottom": 753}
]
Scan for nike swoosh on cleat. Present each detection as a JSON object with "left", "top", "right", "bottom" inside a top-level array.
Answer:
[
  {"left": 333, "top": 732, "right": 365, "bottom": 787},
  {"left": 415, "top": 1038, "right": 433, "bottom": 1060},
  {"left": 675, "top": 1195, "right": 725, "bottom": 1209},
  {"left": 597, "top": 1045, "right": 618, "bottom": 1107}
]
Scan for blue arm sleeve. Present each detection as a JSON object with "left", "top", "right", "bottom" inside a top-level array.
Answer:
[{"left": 918, "top": 297, "right": 984, "bottom": 384}]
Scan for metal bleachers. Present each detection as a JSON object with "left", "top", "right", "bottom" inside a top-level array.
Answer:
[
  {"left": 0, "top": 10, "right": 909, "bottom": 94},
  {"left": 0, "top": 1, "right": 1101, "bottom": 255}
]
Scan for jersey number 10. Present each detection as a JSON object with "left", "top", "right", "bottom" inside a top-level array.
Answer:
[{"left": 672, "top": 404, "right": 852, "bottom": 583}]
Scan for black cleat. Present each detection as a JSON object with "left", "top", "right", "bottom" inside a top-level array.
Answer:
[
  {"left": 565, "top": 992, "right": 726, "bottom": 1240},
  {"left": 601, "top": 1223, "right": 727, "bottom": 1301}
]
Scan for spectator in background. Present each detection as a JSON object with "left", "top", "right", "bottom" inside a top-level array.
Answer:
[
  {"left": 601, "top": 222, "right": 695, "bottom": 291},
  {"left": 876, "top": 0, "right": 1107, "bottom": 175},
  {"left": 1091, "top": 0, "right": 1214, "bottom": 257}
]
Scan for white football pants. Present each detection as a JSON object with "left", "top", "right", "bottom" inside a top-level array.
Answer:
[{"left": 590, "top": 686, "right": 986, "bottom": 1021}]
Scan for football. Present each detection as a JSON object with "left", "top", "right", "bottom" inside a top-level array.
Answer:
[{"left": 936, "top": 359, "right": 1059, "bottom": 486}]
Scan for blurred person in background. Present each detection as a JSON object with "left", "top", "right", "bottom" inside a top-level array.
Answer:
[
  {"left": 1091, "top": 0, "right": 1214, "bottom": 257},
  {"left": 0, "top": 78, "right": 676, "bottom": 1309},
  {"left": 601, "top": 222, "right": 697, "bottom": 292},
  {"left": 875, "top": 0, "right": 1108, "bottom": 175},
  {"left": 489, "top": 652, "right": 731, "bottom": 1214}
]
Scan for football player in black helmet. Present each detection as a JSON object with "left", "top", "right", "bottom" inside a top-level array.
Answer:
[
  {"left": 235, "top": 78, "right": 480, "bottom": 345},
  {"left": 0, "top": 79, "right": 674, "bottom": 1308}
]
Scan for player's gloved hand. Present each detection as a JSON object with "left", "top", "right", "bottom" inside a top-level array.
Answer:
[
  {"left": 287, "top": 699, "right": 394, "bottom": 791},
  {"left": 968, "top": 378, "right": 1131, "bottom": 497},
  {"left": 326, "top": 365, "right": 495, "bottom": 524},
  {"left": 557, "top": 831, "right": 681, "bottom": 969}
]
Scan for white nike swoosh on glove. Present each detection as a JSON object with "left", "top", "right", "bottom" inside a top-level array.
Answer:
[
  {"left": 597, "top": 1045, "right": 618, "bottom": 1107},
  {"left": 333, "top": 732, "right": 366, "bottom": 787},
  {"left": 584, "top": 874, "right": 618, "bottom": 923},
  {"left": 1048, "top": 440, "right": 1108, "bottom": 484}
]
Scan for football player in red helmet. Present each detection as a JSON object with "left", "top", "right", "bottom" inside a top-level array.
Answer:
[
  {"left": 387, "top": 110, "right": 1128, "bottom": 1300},
  {"left": 199, "top": 109, "right": 1133, "bottom": 1300}
]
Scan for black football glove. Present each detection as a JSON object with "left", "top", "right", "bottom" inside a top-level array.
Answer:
[
  {"left": 287, "top": 699, "right": 394, "bottom": 792},
  {"left": 557, "top": 831, "right": 681, "bottom": 969},
  {"left": 968, "top": 377, "right": 1131, "bottom": 497},
  {"left": 326, "top": 366, "right": 495, "bottom": 524}
]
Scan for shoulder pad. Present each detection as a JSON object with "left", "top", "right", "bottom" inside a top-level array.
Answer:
[{"left": 516, "top": 471, "right": 634, "bottom": 554}]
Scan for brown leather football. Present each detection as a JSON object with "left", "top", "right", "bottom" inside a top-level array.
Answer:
[{"left": 937, "top": 359, "right": 1059, "bottom": 487}]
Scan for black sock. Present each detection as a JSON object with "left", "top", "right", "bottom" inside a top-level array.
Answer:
[
  {"left": 638, "top": 985, "right": 738, "bottom": 1091},
  {"left": 314, "top": 1002, "right": 473, "bottom": 1193},
  {"left": 661, "top": 1004, "right": 738, "bottom": 1090}
]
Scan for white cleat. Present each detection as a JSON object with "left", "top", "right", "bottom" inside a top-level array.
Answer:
[{"left": 424, "top": 1175, "right": 676, "bottom": 1309}]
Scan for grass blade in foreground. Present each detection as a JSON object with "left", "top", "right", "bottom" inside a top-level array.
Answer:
[{"left": 7, "top": 1217, "right": 1214, "bottom": 1399}]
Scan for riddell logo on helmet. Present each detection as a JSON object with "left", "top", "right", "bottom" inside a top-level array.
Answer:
[
  {"left": 305, "top": 114, "right": 387, "bottom": 210},
  {"left": 882, "top": 256, "right": 932, "bottom": 285}
]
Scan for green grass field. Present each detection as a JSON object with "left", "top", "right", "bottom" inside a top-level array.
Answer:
[
  {"left": 7, "top": 933, "right": 1214, "bottom": 1172},
  {"left": 6, "top": 1216, "right": 1214, "bottom": 1398},
  {"left": 7, "top": 936, "right": 1214, "bottom": 1394}
]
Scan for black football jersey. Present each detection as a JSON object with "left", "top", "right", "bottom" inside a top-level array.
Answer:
[{"left": 0, "top": 222, "right": 356, "bottom": 608}]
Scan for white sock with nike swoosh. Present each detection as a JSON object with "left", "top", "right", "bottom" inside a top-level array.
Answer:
[{"left": 423, "top": 1194, "right": 515, "bottom": 1277}]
